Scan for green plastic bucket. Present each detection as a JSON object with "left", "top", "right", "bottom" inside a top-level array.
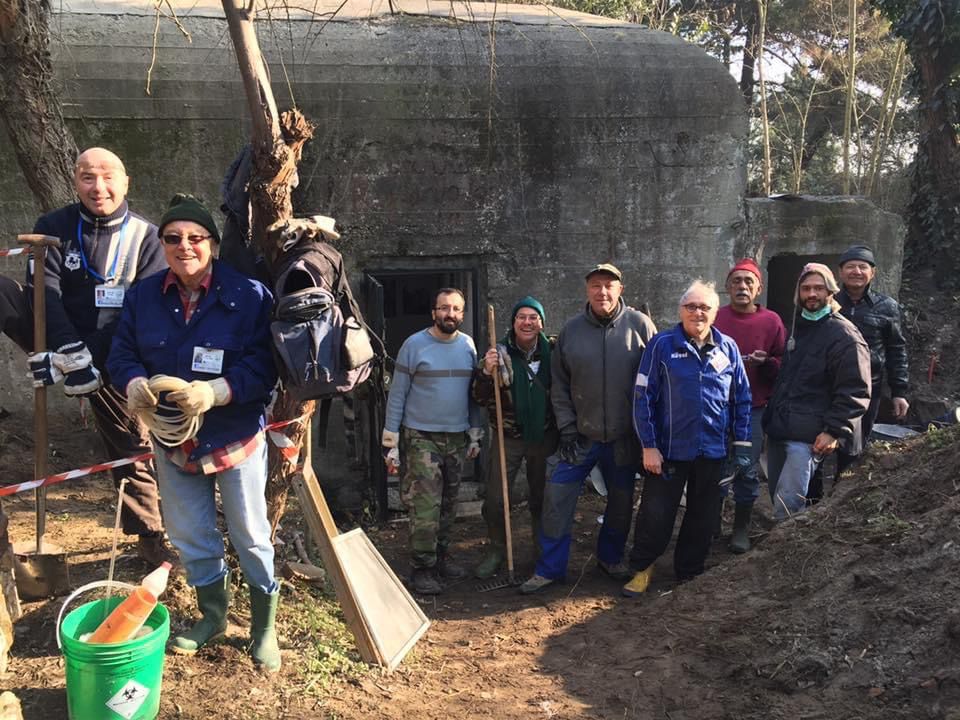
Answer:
[{"left": 57, "top": 581, "right": 170, "bottom": 720}]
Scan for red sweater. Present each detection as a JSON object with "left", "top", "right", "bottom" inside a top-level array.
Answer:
[{"left": 714, "top": 305, "right": 786, "bottom": 409}]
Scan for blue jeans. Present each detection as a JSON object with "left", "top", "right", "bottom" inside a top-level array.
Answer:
[
  {"left": 766, "top": 440, "right": 822, "bottom": 520},
  {"left": 535, "top": 440, "right": 637, "bottom": 580},
  {"left": 155, "top": 442, "right": 278, "bottom": 594}
]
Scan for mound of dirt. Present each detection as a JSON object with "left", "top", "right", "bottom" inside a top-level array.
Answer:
[{"left": 541, "top": 426, "right": 960, "bottom": 719}]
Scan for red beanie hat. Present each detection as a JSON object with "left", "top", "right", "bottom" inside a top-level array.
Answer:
[{"left": 727, "top": 258, "right": 761, "bottom": 281}]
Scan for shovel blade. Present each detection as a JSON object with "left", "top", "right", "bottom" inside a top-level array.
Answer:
[{"left": 12, "top": 541, "right": 71, "bottom": 600}]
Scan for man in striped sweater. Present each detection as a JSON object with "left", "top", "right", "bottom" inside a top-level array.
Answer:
[{"left": 383, "top": 288, "right": 485, "bottom": 595}]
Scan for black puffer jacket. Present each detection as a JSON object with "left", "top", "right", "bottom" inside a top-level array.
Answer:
[
  {"left": 836, "top": 287, "right": 909, "bottom": 397},
  {"left": 763, "top": 311, "right": 871, "bottom": 445}
]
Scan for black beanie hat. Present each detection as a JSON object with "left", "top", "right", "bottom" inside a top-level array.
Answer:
[
  {"left": 158, "top": 194, "right": 221, "bottom": 243},
  {"left": 839, "top": 244, "right": 875, "bottom": 267}
]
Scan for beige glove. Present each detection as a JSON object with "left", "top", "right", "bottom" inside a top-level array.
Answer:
[
  {"left": 167, "top": 378, "right": 231, "bottom": 417},
  {"left": 382, "top": 429, "right": 400, "bottom": 449},
  {"left": 126, "top": 377, "right": 158, "bottom": 414}
]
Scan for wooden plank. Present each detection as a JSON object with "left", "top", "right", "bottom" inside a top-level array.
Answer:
[
  {"left": 292, "top": 423, "right": 381, "bottom": 665},
  {"left": 331, "top": 529, "right": 430, "bottom": 672}
]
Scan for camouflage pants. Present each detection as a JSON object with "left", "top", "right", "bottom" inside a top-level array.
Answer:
[{"left": 400, "top": 428, "right": 467, "bottom": 569}]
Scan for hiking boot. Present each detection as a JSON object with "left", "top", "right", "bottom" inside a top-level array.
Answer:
[
  {"left": 410, "top": 568, "right": 443, "bottom": 595},
  {"left": 729, "top": 503, "right": 753, "bottom": 554},
  {"left": 249, "top": 587, "right": 281, "bottom": 672},
  {"left": 436, "top": 553, "right": 467, "bottom": 580},
  {"left": 137, "top": 533, "right": 180, "bottom": 569},
  {"left": 622, "top": 566, "right": 654, "bottom": 597},
  {"left": 474, "top": 547, "right": 504, "bottom": 580},
  {"left": 172, "top": 573, "right": 230, "bottom": 655},
  {"left": 519, "top": 574, "right": 556, "bottom": 595},
  {"left": 597, "top": 560, "right": 632, "bottom": 580}
]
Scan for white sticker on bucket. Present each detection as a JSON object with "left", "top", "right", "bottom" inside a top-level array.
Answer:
[{"left": 105, "top": 679, "right": 150, "bottom": 719}]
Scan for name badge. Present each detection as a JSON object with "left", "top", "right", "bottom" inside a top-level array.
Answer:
[
  {"left": 709, "top": 351, "right": 731, "bottom": 374},
  {"left": 94, "top": 285, "right": 125, "bottom": 308},
  {"left": 192, "top": 347, "right": 224, "bottom": 374}
]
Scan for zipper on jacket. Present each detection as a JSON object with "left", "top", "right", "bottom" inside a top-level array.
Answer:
[{"left": 601, "top": 324, "right": 607, "bottom": 442}]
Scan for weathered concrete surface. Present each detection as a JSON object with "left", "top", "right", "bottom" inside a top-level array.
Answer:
[
  {"left": 740, "top": 196, "right": 906, "bottom": 323},
  {"left": 0, "top": 0, "right": 746, "bottom": 340}
]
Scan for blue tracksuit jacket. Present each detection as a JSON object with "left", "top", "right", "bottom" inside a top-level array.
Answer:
[{"left": 633, "top": 324, "right": 752, "bottom": 461}]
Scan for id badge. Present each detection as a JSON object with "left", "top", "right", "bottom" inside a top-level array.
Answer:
[
  {"left": 192, "top": 347, "right": 225, "bottom": 374},
  {"left": 709, "top": 351, "right": 731, "bottom": 374},
  {"left": 94, "top": 284, "right": 125, "bottom": 308}
]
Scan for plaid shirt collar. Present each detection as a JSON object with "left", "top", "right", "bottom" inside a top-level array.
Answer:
[{"left": 162, "top": 269, "right": 213, "bottom": 322}]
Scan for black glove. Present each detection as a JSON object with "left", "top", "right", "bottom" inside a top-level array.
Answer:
[{"left": 558, "top": 430, "right": 581, "bottom": 465}]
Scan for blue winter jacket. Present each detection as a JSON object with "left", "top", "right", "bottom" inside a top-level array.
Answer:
[
  {"left": 107, "top": 260, "right": 277, "bottom": 460},
  {"left": 633, "top": 324, "right": 752, "bottom": 462}
]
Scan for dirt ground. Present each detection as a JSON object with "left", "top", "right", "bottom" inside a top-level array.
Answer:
[
  {"left": 4, "top": 407, "right": 960, "bottom": 719},
  {"left": 4, "top": 264, "right": 960, "bottom": 719}
]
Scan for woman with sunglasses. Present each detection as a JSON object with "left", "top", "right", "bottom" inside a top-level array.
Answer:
[{"left": 107, "top": 194, "right": 281, "bottom": 671}]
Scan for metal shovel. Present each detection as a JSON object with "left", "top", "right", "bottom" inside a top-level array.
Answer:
[{"left": 12, "top": 234, "right": 71, "bottom": 599}]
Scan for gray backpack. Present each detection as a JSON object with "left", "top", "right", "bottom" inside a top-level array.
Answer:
[{"left": 270, "top": 240, "right": 377, "bottom": 401}]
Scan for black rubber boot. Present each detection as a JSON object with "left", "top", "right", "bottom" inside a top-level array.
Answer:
[
  {"left": 410, "top": 567, "right": 443, "bottom": 595},
  {"left": 729, "top": 503, "right": 753, "bottom": 554},
  {"left": 713, "top": 497, "right": 725, "bottom": 539},
  {"left": 171, "top": 573, "right": 230, "bottom": 655}
]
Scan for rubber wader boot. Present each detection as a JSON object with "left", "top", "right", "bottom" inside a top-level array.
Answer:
[
  {"left": 171, "top": 573, "right": 231, "bottom": 655},
  {"left": 249, "top": 587, "right": 281, "bottom": 672},
  {"left": 474, "top": 546, "right": 505, "bottom": 579},
  {"left": 729, "top": 503, "right": 753, "bottom": 554}
]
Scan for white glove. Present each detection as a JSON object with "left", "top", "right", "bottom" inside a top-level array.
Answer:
[
  {"left": 466, "top": 427, "right": 483, "bottom": 459},
  {"left": 382, "top": 429, "right": 400, "bottom": 448},
  {"left": 52, "top": 342, "right": 93, "bottom": 374},
  {"left": 126, "top": 377, "right": 158, "bottom": 414},
  {"left": 166, "top": 377, "right": 231, "bottom": 417},
  {"left": 27, "top": 352, "right": 64, "bottom": 388}
]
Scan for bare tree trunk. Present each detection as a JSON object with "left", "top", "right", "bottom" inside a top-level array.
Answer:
[
  {"left": 739, "top": 2, "right": 760, "bottom": 107},
  {"left": 0, "top": 0, "right": 77, "bottom": 211},
  {"left": 220, "top": 0, "right": 316, "bottom": 532},
  {"left": 755, "top": 0, "right": 771, "bottom": 195},
  {"left": 841, "top": 0, "right": 857, "bottom": 193}
]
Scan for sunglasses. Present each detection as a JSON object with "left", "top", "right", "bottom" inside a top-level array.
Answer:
[{"left": 161, "top": 233, "right": 212, "bottom": 246}]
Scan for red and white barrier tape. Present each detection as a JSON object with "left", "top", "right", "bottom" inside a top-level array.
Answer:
[
  {"left": 0, "top": 413, "right": 310, "bottom": 498},
  {"left": 0, "top": 247, "right": 31, "bottom": 257}
]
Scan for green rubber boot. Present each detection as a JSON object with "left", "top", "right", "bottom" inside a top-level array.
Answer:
[
  {"left": 474, "top": 546, "right": 505, "bottom": 579},
  {"left": 171, "top": 573, "right": 230, "bottom": 655},
  {"left": 729, "top": 503, "right": 753, "bottom": 554},
  {"left": 249, "top": 587, "right": 281, "bottom": 672}
]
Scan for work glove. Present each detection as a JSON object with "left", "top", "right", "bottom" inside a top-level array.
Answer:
[
  {"left": 381, "top": 429, "right": 399, "bottom": 449},
  {"left": 384, "top": 447, "right": 400, "bottom": 475},
  {"left": 52, "top": 342, "right": 103, "bottom": 397},
  {"left": 125, "top": 376, "right": 158, "bottom": 414},
  {"left": 27, "top": 351, "right": 64, "bottom": 388},
  {"left": 466, "top": 427, "right": 483, "bottom": 459},
  {"left": 733, "top": 443, "right": 753, "bottom": 472},
  {"left": 558, "top": 429, "right": 581, "bottom": 466},
  {"left": 166, "top": 377, "right": 231, "bottom": 417}
]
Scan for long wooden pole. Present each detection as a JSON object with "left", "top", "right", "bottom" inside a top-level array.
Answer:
[{"left": 487, "top": 305, "right": 514, "bottom": 583}]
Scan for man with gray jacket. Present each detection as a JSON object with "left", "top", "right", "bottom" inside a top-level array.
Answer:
[{"left": 521, "top": 264, "right": 657, "bottom": 593}]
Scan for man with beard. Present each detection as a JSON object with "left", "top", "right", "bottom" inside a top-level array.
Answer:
[
  {"left": 382, "top": 288, "right": 485, "bottom": 595},
  {"left": 763, "top": 263, "right": 871, "bottom": 519},
  {"left": 520, "top": 264, "right": 657, "bottom": 594},
  {"left": 713, "top": 258, "right": 785, "bottom": 552},
  {"left": 0, "top": 147, "right": 174, "bottom": 566}
]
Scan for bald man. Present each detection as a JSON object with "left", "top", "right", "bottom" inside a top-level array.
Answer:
[{"left": 0, "top": 148, "right": 173, "bottom": 566}]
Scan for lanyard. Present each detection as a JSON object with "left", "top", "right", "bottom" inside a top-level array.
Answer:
[{"left": 76, "top": 215, "right": 129, "bottom": 283}]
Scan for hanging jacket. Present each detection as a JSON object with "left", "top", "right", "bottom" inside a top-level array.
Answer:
[{"left": 633, "top": 324, "right": 752, "bottom": 461}]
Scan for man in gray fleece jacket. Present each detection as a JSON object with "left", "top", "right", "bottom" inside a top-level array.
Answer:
[{"left": 521, "top": 264, "right": 657, "bottom": 594}]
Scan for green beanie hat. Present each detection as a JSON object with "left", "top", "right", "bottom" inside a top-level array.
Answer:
[
  {"left": 158, "top": 193, "right": 220, "bottom": 242},
  {"left": 512, "top": 295, "right": 545, "bottom": 323}
]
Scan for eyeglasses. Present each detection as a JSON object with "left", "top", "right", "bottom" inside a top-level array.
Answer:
[
  {"left": 682, "top": 303, "right": 713, "bottom": 314},
  {"left": 161, "top": 234, "right": 212, "bottom": 246},
  {"left": 435, "top": 305, "right": 464, "bottom": 314},
  {"left": 515, "top": 313, "right": 542, "bottom": 323}
]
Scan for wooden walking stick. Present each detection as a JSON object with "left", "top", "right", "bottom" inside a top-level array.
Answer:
[{"left": 487, "top": 304, "right": 516, "bottom": 585}]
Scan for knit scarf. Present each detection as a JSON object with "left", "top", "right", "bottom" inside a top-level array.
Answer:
[{"left": 504, "top": 331, "right": 551, "bottom": 443}]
